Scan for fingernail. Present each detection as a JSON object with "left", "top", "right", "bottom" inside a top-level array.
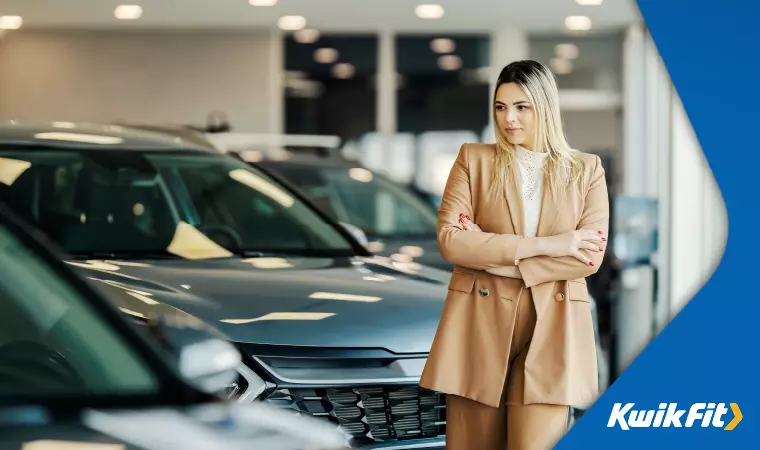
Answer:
[
  {"left": 598, "top": 231, "right": 603, "bottom": 234},
  {"left": 602, "top": 238, "right": 607, "bottom": 242},
  {"left": 599, "top": 247, "right": 604, "bottom": 251},
  {"left": 589, "top": 262, "right": 594, "bottom": 266},
  {"left": 464, "top": 226, "right": 468, "bottom": 230},
  {"left": 465, "top": 215, "right": 471, "bottom": 220}
]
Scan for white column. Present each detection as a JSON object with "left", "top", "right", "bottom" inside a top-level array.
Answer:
[
  {"left": 376, "top": 29, "right": 397, "bottom": 168},
  {"left": 268, "top": 29, "right": 284, "bottom": 135},
  {"left": 669, "top": 91, "right": 728, "bottom": 319},
  {"left": 622, "top": 24, "right": 647, "bottom": 196},
  {"left": 616, "top": 26, "right": 675, "bottom": 374},
  {"left": 487, "top": 28, "right": 528, "bottom": 140}
]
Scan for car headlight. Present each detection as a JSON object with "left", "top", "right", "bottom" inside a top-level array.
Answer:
[{"left": 223, "top": 363, "right": 271, "bottom": 403}]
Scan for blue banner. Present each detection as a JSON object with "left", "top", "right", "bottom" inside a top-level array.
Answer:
[{"left": 558, "top": 0, "right": 759, "bottom": 447}]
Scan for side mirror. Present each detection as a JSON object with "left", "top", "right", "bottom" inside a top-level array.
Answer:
[
  {"left": 178, "top": 338, "right": 241, "bottom": 395},
  {"left": 339, "top": 222, "right": 369, "bottom": 247}
]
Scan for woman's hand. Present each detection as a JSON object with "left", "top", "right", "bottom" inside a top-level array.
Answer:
[
  {"left": 459, "top": 214, "right": 482, "bottom": 232},
  {"left": 539, "top": 229, "right": 606, "bottom": 265}
]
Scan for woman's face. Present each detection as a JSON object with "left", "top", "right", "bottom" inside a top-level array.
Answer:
[{"left": 494, "top": 82, "right": 536, "bottom": 151}]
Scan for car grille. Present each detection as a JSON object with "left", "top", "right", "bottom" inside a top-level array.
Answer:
[{"left": 264, "top": 385, "right": 446, "bottom": 447}]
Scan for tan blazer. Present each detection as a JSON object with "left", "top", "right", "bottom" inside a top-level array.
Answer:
[{"left": 419, "top": 142, "right": 609, "bottom": 408}]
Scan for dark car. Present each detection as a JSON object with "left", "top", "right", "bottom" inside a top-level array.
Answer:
[
  {"left": 0, "top": 122, "right": 451, "bottom": 449},
  {"left": 0, "top": 204, "right": 347, "bottom": 450}
]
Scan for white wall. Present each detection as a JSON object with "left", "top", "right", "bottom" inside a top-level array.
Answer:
[{"left": 0, "top": 30, "right": 282, "bottom": 132}]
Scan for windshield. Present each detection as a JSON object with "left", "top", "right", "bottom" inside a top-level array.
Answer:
[
  {"left": 266, "top": 165, "right": 438, "bottom": 239},
  {"left": 0, "top": 219, "right": 159, "bottom": 397},
  {"left": 0, "top": 149, "right": 355, "bottom": 258}
]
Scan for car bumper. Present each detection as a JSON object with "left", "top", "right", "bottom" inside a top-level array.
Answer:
[{"left": 358, "top": 437, "right": 446, "bottom": 450}]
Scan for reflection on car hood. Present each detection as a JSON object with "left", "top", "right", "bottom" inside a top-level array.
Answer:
[
  {"left": 0, "top": 402, "right": 347, "bottom": 450},
  {"left": 67, "top": 256, "right": 451, "bottom": 354}
]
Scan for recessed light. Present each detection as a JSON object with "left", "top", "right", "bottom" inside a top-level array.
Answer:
[
  {"left": 438, "top": 55, "right": 463, "bottom": 71},
  {"left": 575, "top": 0, "right": 603, "bottom": 5},
  {"left": 332, "top": 63, "right": 356, "bottom": 80},
  {"left": 294, "top": 28, "right": 320, "bottom": 44},
  {"left": 415, "top": 4, "right": 445, "bottom": 19},
  {"left": 314, "top": 48, "right": 339, "bottom": 64},
  {"left": 430, "top": 38, "right": 456, "bottom": 54},
  {"left": 249, "top": 0, "right": 279, "bottom": 6},
  {"left": 565, "top": 15, "right": 592, "bottom": 31},
  {"left": 0, "top": 16, "right": 23, "bottom": 30},
  {"left": 278, "top": 15, "right": 307, "bottom": 31},
  {"left": 555, "top": 43, "right": 580, "bottom": 59},
  {"left": 550, "top": 57, "right": 574, "bottom": 75},
  {"left": 115, "top": 5, "right": 143, "bottom": 20}
]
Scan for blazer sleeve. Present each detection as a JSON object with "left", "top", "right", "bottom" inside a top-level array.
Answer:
[
  {"left": 437, "top": 143, "right": 525, "bottom": 270},
  {"left": 517, "top": 155, "right": 610, "bottom": 288}
]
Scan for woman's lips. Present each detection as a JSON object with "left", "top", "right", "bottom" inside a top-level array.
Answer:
[{"left": 506, "top": 128, "right": 521, "bottom": 135}]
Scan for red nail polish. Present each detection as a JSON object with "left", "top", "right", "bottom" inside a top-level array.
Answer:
[
  {"left": 466, "top": 215, "right": 471, "bottom": 220},
  {"left": 602, "top": 238, "right": 607, "bottom": 242},
  {"left": 599, "top": 247, "right": 603, "bottom": 251},
  {"left": 589, "top": 262, "right": 594, "bottom": 266},
  {"left": 464, "top": 226, "right": 468, "bottom": 230},
  {"left": 598, "top": 231, "right": 602, "bottom": 234}
]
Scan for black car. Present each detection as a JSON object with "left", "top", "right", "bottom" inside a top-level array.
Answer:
[
  {"left": 0, "top": 122, "right": 451, "bottom": 449},
  {"left": 0, "top": 204, "right": 347, "bottom": 450}
]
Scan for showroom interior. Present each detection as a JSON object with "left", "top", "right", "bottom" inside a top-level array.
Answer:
[{"left": 0, "top": 0, "right": 726, "bottom": 448}]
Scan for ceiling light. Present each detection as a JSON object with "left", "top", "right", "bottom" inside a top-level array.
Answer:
[
  {"left": 313, "top": 47, "right": 339, "bottom": 64},
  {"left": 249, "top": 0, "right": 278, "bottom": 6},
  {"left": 430, "top": 38, "right": 456, "bottom": 54},
  {"left": 575, "top": 0, "right": 603, "bottom": 5},
  {"left": 565, "top": 15, "right": 592, "bottom": 31},
  {"left": 278, "top": 15, "right": 306, "bottom": 31},
  {"left": 555, "top": 43, "right": 580, "bottom": 59},
  {"left": 550, "top": 57, "right": 574, "bottom": 75},
  {"left": 0, "top": 16, "right": 23, "bottom": 30},
  {"left": 415, "top": 4, "right": 445, "bottom": 19},
  {"left": 115, "top": 5, "right": 143, "bottom": 20},
  {"left": 438, "top": 55, "right": 463, "bottom": 71},
  {"left": 332, "top": 63, "right": 356, "bottom": 79},
  {"left": 294, "top": 28, "right": 320, "bottom": 44}
]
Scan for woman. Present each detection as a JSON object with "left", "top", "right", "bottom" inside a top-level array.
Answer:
[{"left": 419, "top": 60, "right": 609, "bottom": 450}]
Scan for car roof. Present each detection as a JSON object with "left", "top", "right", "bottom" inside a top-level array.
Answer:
[{"left": 0, "top": 121, "right": 216, "bottom": 153}]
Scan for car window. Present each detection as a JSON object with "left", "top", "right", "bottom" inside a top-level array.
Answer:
[
  {"left": 271, "top": 165, "right": 438, "bottom": 239},
  {"left": 0, "top": 221, "right": 158, "bottom": 396},
  {"left": 0, "top": 150, "right": 355, "bottom": 257}
]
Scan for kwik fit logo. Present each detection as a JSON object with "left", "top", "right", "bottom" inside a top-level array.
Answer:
[{"left": 608, "top": 403, "right": 743, "bottom": 430}]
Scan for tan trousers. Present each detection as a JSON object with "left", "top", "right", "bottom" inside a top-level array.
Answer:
[{"left": 445, "top": 288, "right": 570, "bottom": 450}]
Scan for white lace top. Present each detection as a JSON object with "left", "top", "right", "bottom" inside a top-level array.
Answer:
[{"left": 515, "top": 145, "right": 548, "bottom": 237}]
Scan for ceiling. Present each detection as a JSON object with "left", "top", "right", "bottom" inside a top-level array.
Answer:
[{"left": 1, "top": 0, "right": 641, "bottom": 33}]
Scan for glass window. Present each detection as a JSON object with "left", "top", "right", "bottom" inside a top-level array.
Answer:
[
  {"left": 396, "top": 35, "right": 491, "bottom": 135},
  {"left": 0, "top": 149, "right": 355, "bottom": 257},
  {"left": 285, "top": 35, "right": 378, "bottom": 142},
  {"left": 0, "top": 221, "right": 158, "bottom": 395}
]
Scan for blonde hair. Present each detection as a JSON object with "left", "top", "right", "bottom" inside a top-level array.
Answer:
[{"left": 489, "top": 60, "right": 589, "bottom": 204}]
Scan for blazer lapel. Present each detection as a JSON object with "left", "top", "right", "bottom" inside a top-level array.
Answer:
[
  {"left": 535, "top": 173, "right": 562, "bottom": 237},
  {"left": 504, "top": 160, "right": 525, "bottom": 236}
]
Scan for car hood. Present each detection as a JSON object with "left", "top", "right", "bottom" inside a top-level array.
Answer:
[{"left": 67, "top": 256, "right": 451, "bottom": 354}]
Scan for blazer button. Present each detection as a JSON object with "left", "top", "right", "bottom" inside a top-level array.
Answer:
[
  {"left": 479, "top": 288, "right": 490, "bottom": 297},
  {"left": 555, "top": 292, "right": 565, "bottom": 302}
]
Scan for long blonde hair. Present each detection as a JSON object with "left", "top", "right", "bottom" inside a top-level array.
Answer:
[{"left": 489, "top": 60, "right": 589, "bottom": 204}]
